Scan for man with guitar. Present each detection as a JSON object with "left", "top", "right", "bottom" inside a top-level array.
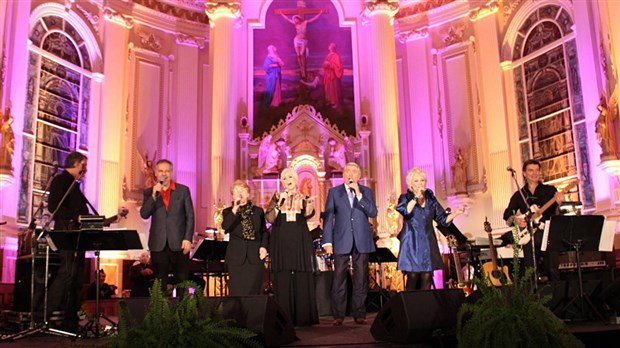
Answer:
[
  {"left": 502, "top": 159, "right": 564, "bottom": 281},
  {"left": 46, "top": 152, "right": 126, "bottom": 332},
  {"left": 45, "top": 152, "right": 91, "bottom": 332}
]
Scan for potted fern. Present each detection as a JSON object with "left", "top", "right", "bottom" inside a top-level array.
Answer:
[
  {"left": 456, "top": 223, "right": 584, "bottom": 347},
  {"left": 107, "top": 279, "right": 262, "bottom": 348}
]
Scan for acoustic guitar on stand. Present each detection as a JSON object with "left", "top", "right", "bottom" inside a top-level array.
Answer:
[
  {"left": 447, "top": 234, "right": 473, "bottom": 296},
  {"left": 481, "top": 218, "right": 511, "bottom": 286},
  {"left": 517, "top": 181, "right": 578, "bottom": 245}
]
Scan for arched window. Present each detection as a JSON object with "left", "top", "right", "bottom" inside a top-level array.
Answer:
[
  {"left": 511, "top": 5, "right": 593, "bottom": 205},
  {"left": 17, "top": 15, "right": 93, "bottom": 223}
]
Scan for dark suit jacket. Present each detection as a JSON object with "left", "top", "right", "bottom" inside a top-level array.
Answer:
[
  {"left": 140, "top": 183, "right": 195, "bottom": 252},
  {"left": 322, "top": 184, "right": 378, "bottom": 254},
  {"left": 222, "top": 205, "right": 268, "bottom": 266}
]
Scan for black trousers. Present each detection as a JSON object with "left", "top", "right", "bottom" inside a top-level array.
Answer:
[
  {"left": 151, "top": 244, "right": 189, "bottom": 288},
  {"left": 332, "top": 245, "right": 368, "bottom": 319},
  {"left": 46, "top": 250, "right": 85, "bottom": 329}
]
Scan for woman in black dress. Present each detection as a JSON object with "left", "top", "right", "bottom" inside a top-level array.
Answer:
[
  {"left": 266, "top": 168, "right": 318, "bottom": 326},
  {"left": 222, "top": 180, "right": 268, "bottom": 295}
]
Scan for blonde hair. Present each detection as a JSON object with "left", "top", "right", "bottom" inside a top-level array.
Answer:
[
  {"left": 280, "top": 167, "right": 299, "bottom": 184},
  {"left": 230, "top": 179, "right": 250, "bottom": 195},
  {"left": 405, "top": 167, "right": 427, "bottom": 188}
]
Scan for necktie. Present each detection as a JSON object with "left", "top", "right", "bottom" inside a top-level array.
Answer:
[{"left": 348, "top": 188, "right": 355, "bottom": 208}]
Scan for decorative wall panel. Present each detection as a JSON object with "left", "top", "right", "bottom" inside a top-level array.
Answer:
[
  {"left": 125, "top": 47, "right": 170, "bottom": 198},
  {"left": 436, "top": 42, "right": 483, "bottom": 195}
]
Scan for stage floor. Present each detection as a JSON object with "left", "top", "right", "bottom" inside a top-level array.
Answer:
[{"left": 1, "top": 314, "right": 619, "bottom": 347}]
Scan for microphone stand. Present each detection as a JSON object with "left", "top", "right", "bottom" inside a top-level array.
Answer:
[
  {"left": 37, "top": 170, "right": 87, "bottom": 338},
  {"left": 508, "top": 170, "right": 539, "bottom": 293},
  {"left": 1, "top": 167, "right": 76, "bottom": 341}
]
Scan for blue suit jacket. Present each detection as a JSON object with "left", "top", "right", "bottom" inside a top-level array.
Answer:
[{"left": 322, "top": 184, "right": 378, "bottom": 254}]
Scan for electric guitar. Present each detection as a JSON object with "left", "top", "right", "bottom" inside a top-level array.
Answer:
[
  {"left": 481, "top": 218, "right": 511, "bottom": 286},
  {"left": 102, "top": 207, "right": 130, "bottom": 226},
  {"left": 517, "top": 181, "right": 578, "bottom": 245},
  {"left": 447, "top": 234, "right": 473, "bottom": 296}
]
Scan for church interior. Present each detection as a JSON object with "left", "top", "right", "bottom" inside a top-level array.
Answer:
[{"left": 1, "top": 0, "right": 620, "bottom": 345}]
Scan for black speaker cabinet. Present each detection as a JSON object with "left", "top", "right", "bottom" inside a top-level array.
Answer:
[
  {"left": 371, "top": 289, "right": 465, "bottom": 343},
  {"left": 13, "top": 256, "right": 60, "bottom": 312},
  {"left": 123, "top": 295, "right": 295, "bottom": 347}
]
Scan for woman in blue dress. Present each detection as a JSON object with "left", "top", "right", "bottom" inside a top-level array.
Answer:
[{"left": 396, "top": 168, "right": 465, "bottom": 290}]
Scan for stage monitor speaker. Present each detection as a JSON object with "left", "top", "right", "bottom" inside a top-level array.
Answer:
[
  {"left": 370, "top": 289, "right": 465, "bottom": 344},
  {"left": 123, "top": 295, "right": 295, "bottom": 347},
  {"left": 13, "top": 256, "right": 60, "bottom": 312}
]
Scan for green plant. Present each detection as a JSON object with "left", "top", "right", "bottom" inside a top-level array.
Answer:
[
  {"left": 456, "top": 224, "right": 584, "bottom": 348},
  {"left": 107, "top": 279, "right": 262, "bottom": 348}
]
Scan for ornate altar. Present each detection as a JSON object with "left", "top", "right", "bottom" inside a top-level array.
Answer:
[{"left": 239, "top": 104, "right": 371, "bottom": 211}]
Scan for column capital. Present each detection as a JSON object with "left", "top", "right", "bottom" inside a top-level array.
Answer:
[
  {"left": 205, "top": 1, "right": 241, "bottom": 21},
  {"left": 363, "top": 0, "right": 400, "bottom": 18},
  {"left": 103, "top": 7, "right": 134, "bottom": 29},
  {"left": 398, "top": 27, "right": 429, "bottom": 43},
  {"left": 176, "top": 34, "right": 207, "bottom": 49},
  {"left": 469, "top": 0, "right": 499, "bottom": 22}
]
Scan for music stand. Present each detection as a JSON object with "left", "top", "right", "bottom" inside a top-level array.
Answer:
[
  {"left": 191, "top": 239, "right": 228, "bottom": 296},
  {"left": 545, "top": 215, "right": 606, "bottom": 321},
  {"left": 368, "top": 248, "right": 398, "bottom": 310},
  {"left": 47, "top": 228, "right": 142, "bottom": 338},
  {"left": 436, "top": 224, "right": 469, "bottom": 246}
]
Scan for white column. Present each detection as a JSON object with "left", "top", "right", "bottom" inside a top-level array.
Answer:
[
  {"left": 599, "top": 1, "right": 620, "bottom": 93},
  {"left": 400, "top": 29, "right": 432, "bottom": 173},
  {"left": 1, "top": 0, "right": 31, "bottom": 219},
  {"left": 363, "top": 1, "right": 402, "bottom": 231},
  {"left": 470, "top": 6, "right": 512, "bottom": 227},
  {"left": 97, "top": 10, "right": 132, "bottom": 216},
  {"left": 174, "top": 41, "right": 200, "bottom": 200},
  {"left": 574, "top": 1, "right": 617, "bottom": 206},
  {"left": 206, "top": 2, "right": 240, "bottom": 205}
]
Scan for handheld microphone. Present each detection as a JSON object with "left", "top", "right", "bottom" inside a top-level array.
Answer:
[
  {"left": 235, "top": 200, "right": 241, "bottom": 206},
  {"left": 278, "top": 191, "right": 288, "bottom": 206},
  {"left": 155, "top": 176, "right": 164, "bottom": 196}
]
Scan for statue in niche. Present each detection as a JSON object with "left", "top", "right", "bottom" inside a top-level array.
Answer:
[
  {"left": 451, "top": 147, "right": 468, "bottom": 195},
  {"left": 0, "top": 106, "right": 15, "bottom": 174},
  {"left": 300, "top": 177, "right": 312, "bottom": 197},
  {"left": 257, "top": 135, "right": 284, "bottom": 175},
  {"left": 213, "top": 199, "right": 225, "bottom": 240},
  {"left": 326, "top": 137, "right": 346, "bottom": 171},
  {"left": 275, "top": 137, "right": 288, "bottom": 169},
  {"left": 343, "top": 136, "right": 355, "bottom": 163},
  {"left": 385, "top": 194, "right": 401, "bottom": 235},
  {"left": 139, "top": 150, "right": 157, "bottom": 188},
  {"left": 595, "top": 94, "right": 618, "bottom": 160}
]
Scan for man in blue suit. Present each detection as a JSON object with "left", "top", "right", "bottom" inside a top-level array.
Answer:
[
  {"left": 140, "top": 159, "right": 195, "bottom": 289},
  {"left": 322, "top": 162, "right": 378, "bottom": 325}
]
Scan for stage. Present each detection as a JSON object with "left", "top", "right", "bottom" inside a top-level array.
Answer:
[{"left": 1, "top": 312, "right": 620, "bottom": 347}]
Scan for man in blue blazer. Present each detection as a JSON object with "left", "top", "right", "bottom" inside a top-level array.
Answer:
[
  {"left": 322, "top": 162, "right": 378, "bottom": 325},
  {"left": 140, "top": 159, "right": 195, "bottom": 288}
]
